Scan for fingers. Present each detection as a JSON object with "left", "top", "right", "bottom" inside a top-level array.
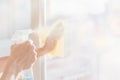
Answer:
[
  {"left": 23, "top": 40, "right": 37, "bottom": 59},
  {"left": 22, "top": 49, "right": 37, "bottom": 69},
  {"left": 25, "top": 42, "right": 34, "bottom": 51},
  {"left": 20, "top": 40, "right": 35, "bottom": 51},
  {"left": 22, "top": 53, "right": 37, "bottom": 69},
  {"left": 11, "top": 40, "right": 37, "bottom": 58},
  {"left": 10, "top": 40, "right": 37, "bottom": 70}
]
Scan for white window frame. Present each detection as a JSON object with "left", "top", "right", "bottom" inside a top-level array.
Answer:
[{"left": 30, "top": 0, "right": 47, "bottom": 80}]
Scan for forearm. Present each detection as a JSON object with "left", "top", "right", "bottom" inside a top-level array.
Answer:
[{"left": 0, "top": 58, "right": 21, "bottom": 80}]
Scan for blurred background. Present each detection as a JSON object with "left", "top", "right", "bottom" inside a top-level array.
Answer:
[{"left": 0, "top": 0, "right": 120, "bottom": 80}]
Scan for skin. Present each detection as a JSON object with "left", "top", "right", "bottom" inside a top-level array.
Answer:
[
  {"left": 0, "top": 41, "right": 37, "bottom": 80},
  {"left": 0, "top": 25, "right": 64, "bottom": 80}
]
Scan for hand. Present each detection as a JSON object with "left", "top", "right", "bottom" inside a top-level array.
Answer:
[
  {"left": 29, "top": 21, "right": 64, "bottom": 57},
  {"left": 9, "top": 40, "right": 37, "bottom": 70},
  {"left": 44, "top": 22, "right": 64, "bottom": 52},
  {"left": 0, "top": 41, "right": 37, "bottom": 80}
]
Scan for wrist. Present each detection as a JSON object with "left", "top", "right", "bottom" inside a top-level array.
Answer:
[
  {"left": 8, "top": 57, "right": 22, "bottom": 74},
  {"left": 1, "top": 58, "right": 22, "bottom": 80}
]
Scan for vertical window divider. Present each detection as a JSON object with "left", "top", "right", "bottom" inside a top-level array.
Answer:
[{"left": 31, "top": 0, "right": 46, "bottom": 80}]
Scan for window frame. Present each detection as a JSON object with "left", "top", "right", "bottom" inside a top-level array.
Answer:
[{"left": 30, "top": 0, "right": 47, "bottom": 80}]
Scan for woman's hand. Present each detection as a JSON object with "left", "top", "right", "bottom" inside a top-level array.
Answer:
[
  {"left": 0, "top": 41, "right": 37, "bottom": 80},
  {"left": 10, "top": 40, "right": 37, "bottom": 70},
  {"left": 37, "top": 22, "right": 64, "bottom": 56}
]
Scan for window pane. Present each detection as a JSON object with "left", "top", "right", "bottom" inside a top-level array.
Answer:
[{"left": 46, "top": 0, "right": 120, "bottom": 80}]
